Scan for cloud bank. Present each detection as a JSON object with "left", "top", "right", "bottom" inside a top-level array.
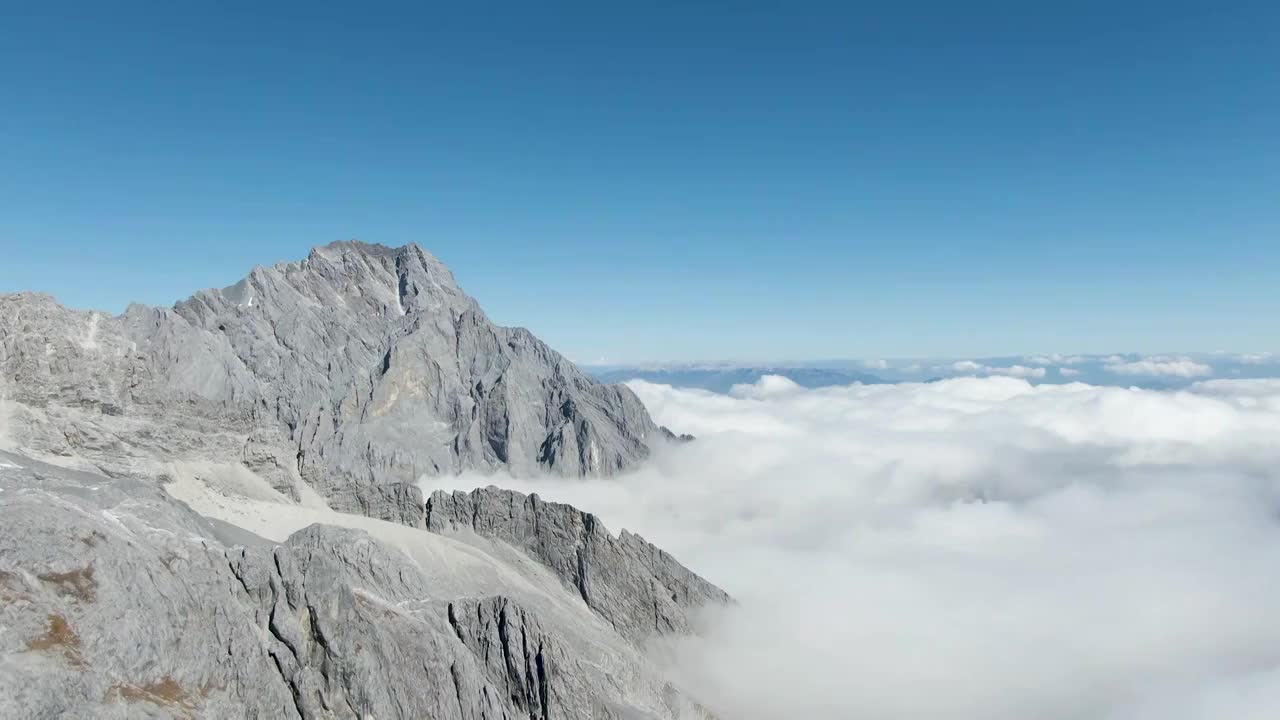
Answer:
[
  {"left": 1105, "top": 356, "right": 1214, "bottom": 378},
  {"left": 952, "top": 360, "right": 1047, "bottom": 379},
  {"left": 1027, "top": 353, "right": 1089, "bottom": 365},
  {"left": 426, "top": 376, "right": 1280, "bottom": 719}
]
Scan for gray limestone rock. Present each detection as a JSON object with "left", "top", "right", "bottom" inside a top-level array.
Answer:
[
  {"left": 0, "top": 241, "right": 661, "bottom": 513},
  {"left": 659, "top": 427, "right": 696, "bottom": 443},
  {"left": 0, "top": 451, "right": 720, "bottom": 719},
  {"left": 426, "top": 487, "right": 731, "bottom": 645},
  {"left": 0, "top": 241, "right": 726, "bottom": 719},
  {"left": 0, "top": 452, "right": 298, "bottom": 719}
]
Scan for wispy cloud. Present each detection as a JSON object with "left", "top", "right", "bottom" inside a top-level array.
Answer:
[
  {"left": 1026, "top": 353, "right": 1088, "bottom": 365},
  {"left": 988, "top": 364, "right": 1046, "bottom": 379},
  {"left": 1104, "top": 357, "right": 1213, "bottom": 378},
  {"left": 952, "top": 360, "right": 1046, "bottom": 379}
]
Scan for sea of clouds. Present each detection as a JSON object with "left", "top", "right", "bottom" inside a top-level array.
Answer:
[{"left": 429, "top": 375, "right": 1280, "bottom": 719}]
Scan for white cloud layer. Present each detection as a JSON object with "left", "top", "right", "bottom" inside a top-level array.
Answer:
[
  {"left": 989, "top": 364, "right": 1046, "bottom": 378},
  {"left": 1105, "top": 357, "right": 1214, "bottom": 377},
  {"left": 426, "top": 376, "right": 1280, "bottom": 720},
  {"left": 952, "top": 360, "right": 1046, "bottom": 379},
  {"left": 1027, "top": 353, "right": 1088, "bottom": 365}
]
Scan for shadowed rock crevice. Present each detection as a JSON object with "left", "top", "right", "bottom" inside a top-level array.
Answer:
[{"left": 448, "top": 597, "right": 554, "bottom": 720}]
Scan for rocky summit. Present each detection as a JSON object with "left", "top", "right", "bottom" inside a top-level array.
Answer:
[
  {"left": 0, "top": 242, "right": 727, "bottom": 719},
  {"left": 0, "top": 241, "right": 660, "bottom": 517}
]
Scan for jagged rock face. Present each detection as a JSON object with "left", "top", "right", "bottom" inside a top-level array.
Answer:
[
  {"left": 0, "top": 241, "right": 658, "bottom": 514},
  {"left": 0, "top": 452, "right": 717, "bottom": 719},
  {"left": 0, "top": 455, "right": 299, "bottom": 719},
  {"left": 0, "top": 241, "right": 728, "bottom": 719},
  {"left": 427, "top": 487, "right": 731, "bottom": 645}
]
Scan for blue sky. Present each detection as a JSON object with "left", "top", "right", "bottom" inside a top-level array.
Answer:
[{"left": 1, "top": 1, "right": 1276, "bottom": 362}]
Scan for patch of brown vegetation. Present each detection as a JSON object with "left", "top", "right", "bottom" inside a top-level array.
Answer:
[
  {"left": 38, "top": 564, "right": 97, "bottom": 602},
  {"left": 110, "top": 676, "right": 216, "bottom": 714},
  {"left": 114, "top": 677, "right": 194, "bottom": 707},
  {"left": 25, "top": 613, "right": 84, "bottom": 665}
]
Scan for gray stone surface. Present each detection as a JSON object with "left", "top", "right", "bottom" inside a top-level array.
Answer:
[
  {"left": 0, "top": 241, "right": 726, "bottom": 719},
  {"left": 0, "top": 451, "right": 300, "bottom": 719},
  {"left": 427, "top": 487, "right": 731, "bottom": 645},
  {"left": 0, "top": 241, "right": 661, "bottom": 514},
  {"left": 0, "top": 450, "right": 720, "bottom": 719}
]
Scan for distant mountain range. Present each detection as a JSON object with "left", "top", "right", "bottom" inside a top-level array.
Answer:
[
  {"left": 588, "top": 353, "right": 1280, "bottom": 393},
  {"left": 589, "top": 365, "right": 886, "bottom": 393}
]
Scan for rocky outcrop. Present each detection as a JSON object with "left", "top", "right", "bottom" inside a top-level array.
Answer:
[
  {"left": 0, "top": 241, "right": 661, "bottom": 513},
  {"left": 0, "top": 451, "right": 719, "bottom": 719},
  {"left": 426, "top": 487, "right": 731, "bottom": 644},
  {"left": 0, "top": 241, "right": 727, "bottom": 719},
  {"left": 0, "top": 454, "right": 299, "bottom": 719}
]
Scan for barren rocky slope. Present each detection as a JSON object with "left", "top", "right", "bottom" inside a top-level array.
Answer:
[
  {"left": 0, "top": 451, "right": 722, "bottom": 719},
  {"left": 0, "top": 242, "right": 726, "bottom": 718}
]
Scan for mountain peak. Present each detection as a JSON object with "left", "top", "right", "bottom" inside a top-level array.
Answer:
[
  {"left": 302, "top": 240, "right": 458, "bottom": 291},
  {"left": 309, "top": 239, "right": 402, "bottom": 261},
  {"left": 2, "top": 241, "right": 660, "bottom": 511},
  {"left": 178, "top": 240, "right": 467, "bottom": 325},
  {"left": 0, "top": 239, "right": 712, "bottom": 720}
]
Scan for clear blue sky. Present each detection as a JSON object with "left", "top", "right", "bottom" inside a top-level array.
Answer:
[{"left": 1, "top": 1, "right": 1276, "bottom": 362}]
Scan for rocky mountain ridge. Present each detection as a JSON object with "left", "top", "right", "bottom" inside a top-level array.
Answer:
[
  {"left": 0, "top": 240, "right": 662, "bottom": 517},
  {"left": 0, "top": 242, "right": 727, "bottom": 718},
  {"left": 0, "top": 451, "right": 720, "bottom": 718}
]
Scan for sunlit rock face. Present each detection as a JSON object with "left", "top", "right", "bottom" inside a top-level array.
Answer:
[
  {"left": 0, "top": 451, "right": 723, "bottom": 719},
  {"left": 0, "top": 240, "right": 659, "bottom": 515},
  {"left": 0, "top": 242, "right": 726, "bottom": 718}
]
